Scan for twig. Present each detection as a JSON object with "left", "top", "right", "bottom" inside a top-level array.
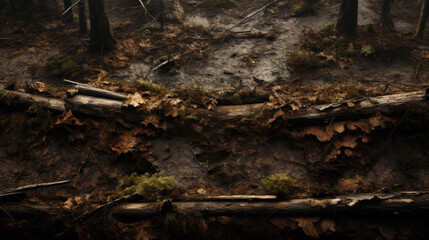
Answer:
[
  {"left": 63, "top": 79, "right": 127, "bottom": 100},
  {"left": 227, "top": 0, "right": 283, "bottom": 31},
  {"left": 137, "top": 0, "right": 159, "bottom": 22},
  {"left": 72, "top": 195, "right": 132, "bottom": 222},
  {"left": 61, "top": 0, "right": 82, "bottom": 16},
  {"left": 151, "top": 60, "right": 169, "bottom": 71},
  {"left": 144, "top": 58, "right": 155, "bottom": 80},
  {"left": 415, "top": 59, "right": 429, "bottom": 80},
  {"left": 1, "top": 180, "right": 71, "bottom": 194},
  {"left": 78, "top": 152, "right": 93, "bottom": 173}
]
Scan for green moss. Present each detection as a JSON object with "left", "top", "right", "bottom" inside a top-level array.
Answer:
[
  {"left": 292, "top": 2, "right": 309, "bottom": 16},
  {"left": 135, "top": 79, "right": 166, "bottom": 93},
  {"left": 344, "top": 48, "right": 358, "bottom": 57},
  {"left": 360, "top": 45, "right": 374, "bottom": 57},
  {"left": 287, "top": 50, "right": 319, "bottom": 70},
  {"left": 231, "top": 93, "right": 243, "bottom": 105},
  {"left": 343, "top": 82, "right": 369, "bottom": 98},
  {"left": 46, "top": 56, "right": 77, "bottom": 76},
  {"left": 322, "top": 22, "right": 335, "bottom": 31},
  {"left": 321, "top": 37, "right": 334, "bottom": 46},
  {"left": 262, "top": 173, "right": 296, "bottom": 198},
  {"left": 116, "top": 173, "right": 177, "bottom": 202}
]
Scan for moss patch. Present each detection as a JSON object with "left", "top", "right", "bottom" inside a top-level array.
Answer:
[
  {"left": 134, "top": 79, "right": 166, "bottom": 93},
  {"left": 262, "top": 173, "right": 296, "bottom": 198},
  {"left": 287, "top": 50, "right": 320, "bottom": 70},
  {"left": 292, "top": 1, "right": 310, "bottom": 16},
  {"left": 46, "top": 56, "right": 77, "bottom": 77},
  {"left": 116, "top": 173, "right": 177, "bottom": 201}
]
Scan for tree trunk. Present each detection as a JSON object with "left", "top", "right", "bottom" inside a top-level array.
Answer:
[
  {"left": 78, "top": 0, "right": 88, "bottom": 34},
  {"left": 88, "top": 0, "right": 116, "bottom": 53},
  {"left": 336, "top": 0, "right": 358, "bottom": 36},
  {"left": 417, "top": 0, "right": 429, "bottom": 38},
  {"left": 9, "top": 0, "right": 15, "bottom": 11},
  {"left": 381, "top": 0, "right": 395, "bottom": 32},
  {"left": 63, "top": 0, "right": 73, "bottom": 23}
]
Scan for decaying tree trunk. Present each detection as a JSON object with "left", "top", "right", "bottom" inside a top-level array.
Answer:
[
  {"left": 417, "top": 0, "right": 429, "bottom": 38},
  {"left": 78, "top": 0, "right": 88, "bottom": 34},
  {"left": 381, "top": 0, "right": 395, "bottom": 32},
  {"left": 2, "top": 192, "right": 428, "bottom": 220},
  {"left": 88, "top": 0, "right": 116, "bottom": 53},
  {"left": 336, "top": 0, "right": 358, "bottom": 36},
  {"left": 111, "top": 192, "right": 429, "bottom": 220},
  {"left": 0, "top": 89, "right": 427, "bottom": 125},
  {"left": 63, "top": 0, "right": 73, "bottom": 22}
]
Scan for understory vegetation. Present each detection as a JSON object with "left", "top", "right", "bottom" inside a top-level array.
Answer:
[
  {"left": 116, "top": 173, "right": 177, "bottom": 201},
  {"left": 262, "top": 173, "right": 297, "bottom": 198}
]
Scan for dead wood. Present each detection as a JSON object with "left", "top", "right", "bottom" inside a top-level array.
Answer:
[
  {"left": 0, "top": 203, "right": 59, "bottom": 219},
  {"left": 1, "top": 192, "right": 428, "bottom": 220},
  {"left": 111, "top": 192, "right": 429, "bottom": 220},
  {"left": 1, "top": 180, "right": 72, "bottom": 194},
  {"left": 0, "top": 88, "right": 427, "bottom": 125},
  {"left": 64, "top": 79, "right": 127, "bottom": 101},
  {"left": 196, "top": 195, "right": 277, "bottom": 201},
  {"left": 72, "top": 195, "right": 132, "bottom": 222},
  {"left": 228, "top": 0, "right": 282, "bottom": 31},
  {"left": 0, "top": 192, "right": 26, "bottom": 202}
]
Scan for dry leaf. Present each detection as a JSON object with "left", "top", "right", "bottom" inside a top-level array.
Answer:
[
  {"left": 124, "top": 92, "right": 147, "bottom": 107},
  {"left": 294, "top": 217, "right": 320, "bottom": 238},
  {"left": 320, "top": 219, "right": 336, "bottom": 233},
  {"left": 270, "top": 218, "right": 298, "bottom": 230}
]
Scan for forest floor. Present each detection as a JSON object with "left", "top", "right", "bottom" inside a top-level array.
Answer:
[{"left": 0, "top": 0, "right": 429, "bottom": 239}]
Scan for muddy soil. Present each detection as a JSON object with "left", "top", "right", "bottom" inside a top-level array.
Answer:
[{"left": 1, "top": 0, "right": 427, "bottom": 91}]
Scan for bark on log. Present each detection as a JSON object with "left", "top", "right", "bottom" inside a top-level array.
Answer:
[
  {"left": 0, "top": 89, "right": 427, "bottom": 125},
  {"left": 0, "top": 203, "right": 60, "bottom": 219},
  {"left": 2, "top": 192, "right": 427, "bottom": 220},
  {"left": 195, "top": 195, "right": 278, "bottom": 201},
  {"left": 112, "top": 192, "right": 429, "bottom": 220}
]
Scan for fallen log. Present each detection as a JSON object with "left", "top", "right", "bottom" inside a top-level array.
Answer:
[
  {"left": 289, "top": 90, "right": 428, "bottom": 125},
  {"left": 196, "top": 195, "right": 277, "bottom": 201},
  {"left": 0, "top": 89, "right": 427, "bottom": 125},
  {"left": 1, "top": 192, "right": 428, "bottom": 220},
  {"left": 111, "top": 191, "right": 429, "bottom": 221}
]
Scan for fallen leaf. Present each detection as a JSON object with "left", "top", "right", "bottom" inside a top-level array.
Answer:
[
  {"left": 124, "top": 92, "right": 147, "bottom": 107},
  {"left": 320, "top": 219, "right": 336, "bottom": 233},
  {"left": 294, "top": 217, "right": 320, "bottom": 238}
]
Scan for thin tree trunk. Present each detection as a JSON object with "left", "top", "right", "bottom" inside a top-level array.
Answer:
[
  {"left": 63, "top": 0, "right": 73, "bottom": 22},
  {"left": 417, "top": 0, "right": 429, "bottom": 38},
  {"left": 336, "top": 0, "right": 358, "bottom": 36},
  {"left": 78, "top": 0, "right": 88, "bottom": 34},
  {"left": 88, "top": 0, "right": 116, "bottom": 53},
  {"left": 381, "top": 0, "right": 395, "bottom": 32},
  {"left": 9, "top": 0, "right": 15, "bottom": 11}
]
